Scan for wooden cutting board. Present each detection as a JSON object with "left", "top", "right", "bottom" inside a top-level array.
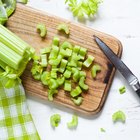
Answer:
[{"left": 6, "top": 4, "right": 122, "bottom": 115}]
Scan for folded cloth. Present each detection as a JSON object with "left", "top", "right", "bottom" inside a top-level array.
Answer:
[{"left": 0, "top": 78, "right": 40, "bottom": 140}]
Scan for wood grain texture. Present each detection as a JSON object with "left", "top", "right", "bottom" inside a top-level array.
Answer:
[{"left": 6, "top": 4, "right": 122, "bottom": 115}]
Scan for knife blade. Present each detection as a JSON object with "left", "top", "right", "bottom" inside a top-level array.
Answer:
[{"left": 94, "top": 35, "right": 140, "bottom": 97}]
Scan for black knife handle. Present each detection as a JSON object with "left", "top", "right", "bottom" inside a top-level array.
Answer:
[{"left": 136, "top": 89, "right": 140, "bottom": 98}]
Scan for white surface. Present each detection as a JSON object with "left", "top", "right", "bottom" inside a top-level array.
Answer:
[{"left": 26, "top": 0, "right": 140, "bottom": 139}]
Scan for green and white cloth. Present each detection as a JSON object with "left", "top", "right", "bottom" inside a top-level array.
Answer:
[{"left": 0, "top": 78, "right": 40, "bottom": 140}]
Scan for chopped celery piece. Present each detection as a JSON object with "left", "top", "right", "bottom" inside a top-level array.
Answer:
[
  {"left": 91, "top": 64, "right": 101, "bottom": 78},
  {"left": 77, "top": 61, "right": 82, "bottom": 70},
  {"left": 78, "top": 47, "right": 87, "bottom": 60},
  {"left": 79, "top": 76, "right": 88, "bottom": 90},
  {"left": 64, "top": 80, "right": 71, "bottom": 91},
  {"left": 73, "top": 45, "right": 80, "bottom": 54},
  {"left": 52, "top": 36, "right": 60, "bottom": 46},
  {"left": 49, "top": 55, "right": 62, "bottom": 66},
  {"left": 119, "top": 86, "right": 126, "bottom": 94},
  {"left": 16, "top": 0, "right": 28, "bottom": 4},
  {"left": 36, "top": 23, "right": 47, "bottom": 38},
  {"left": 60, "top": 41, "right": 72, "bottom": 50},
  {"left": 83, "top": 55, "right": 94, "bottom": 68},
  {"left": 57, "top": 23, "right": 70, "bottom": 35},
  {"left": 48, "top": 89, "right": 58, "bottom": 101},
  {"left": 64, "top": 69, "right": 71, "bottom": 79},
  {"left": 79, "top": 71, "right": 86, "bottom": 77},
  {"left": 71, "top": 96, "right": 83, "bottom": 106},
  {"left": 50, "top": 114, "right": 61, "bottom": 127},
  {"left": 57, "top": 76, "right": 65, "bottom": 86},
  {"left": 40, "top": 47, "right": 51, "bottom": 54},
  {"left": 50, "top": 68, "right": 58, "bottom": 79},
  {"left": 48, "top": 79, "right": 58, "bottom": 89},
  {"left": 70, "top": 86, "right": 82, "bottom": 97},
  {"left": 100, "top": 128, "right": 106, "bottom": 132},
  {"left": 67, "top": 115, "right": 78, "bottom": 129},
  {"left": 40, "top": 54, "right": 47, "bottom": 67},
  {"left": 59, "top": 59, "right": 68, "bottom": 73},
  {"left": 41, "top": 71, "right": 50, "bottom": 86},
  {"left": 32, "top": 55, "right": 40, "bottom": 61},
  {"left": 49, "top": 45, "right": 59, "bottom": 59},
  {"left": 59, "top": 48, "right": 72, "bottom": 57},
  {"left": 112, "top": 110, "right": 126, "bottom": 123},
  {"left": 72, "top": 68, "right": 80, "bottom": 82}
]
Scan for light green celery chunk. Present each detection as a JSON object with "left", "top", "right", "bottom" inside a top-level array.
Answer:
[
  {"left": 112, "top": 110, "right": 126, "bottom": 123},
  {"left": 49, "top": 45, "right": 59, "bottom": 59},
  {"left": 83, "top": 55, "right": 94, "bottom": 68},
  {"left": 73, "top": 45, "right": 80, "bottom": 54},
  {"left": 40, "top": 54, "right": 47, "bottom": 67},
  {"left": 64, "top": 80, "right": 71, "bottom": 91},
  {"left": 40, "top": 47, "right": 51, "bottom": 54},
  {"left": 91, "top": 64, "right": 101, "bottom": 78},
  {"left": 49, "top": 55, "right": 62, "bottom": 66},
  {"left": 59, "top": 48, "right": 72, "bottom": 57},
  {"left": 48, "top": 79, "right": 58, "bottom": 89},
  {"left": 119, "top": 86, "right": 126, "bottom": 94},
  {"left": 70, "top": 86, "right": 82, "bottom": 97},
  {"left": 41, "top": 71, "right": 50, "bottom": 86},
  {"left": 16, "top": 0, "right": 28, "bottom": 4},
  {"left": 67, "top": 115, "right": 78, "bottom": 128},
  {"left": 71, "top": 96, "right": 83, "bottom": 106},
  {"left": 50, "top": 68, "right": 58, "bottom": 79},
  {"left": 72, "top": 68, "right": 80, "bottom": 82},
  {"left": 64, "top": 69, "right": 71, "bottom": 79},
  {"left": 0, "top": 42, "right": 22, "bottom": 70},
  {"left": 77, "top": 61, "right": 82, "bottom": 70},
  {"left": 50, "top": 114, "right": 61, "bottom": 127},
  {"left": 52, "top": 36, "right": 60, "bottom": 46},
  {"left": 57, "top": 76, "right": 65, "bottom": 86},
  {"left": 78, "top": 47, "right": 87, "bottom": 60},
  {"left": 59, "top": 59, "right": 68, "bottom": 73},
  {"left": 57, "top": 23, "right": 70, "bottom": 35},
  {"left": 79, "top": 76, "right": 88, "bottom": 90},
  {"left": 48, "top": 89, "right": 58, "bottom": 101},
  {"left": 60, "top": 41, "right": 72, "bottom": 50},
  {"left": 79, "top": 71, "right": 86, "bottom": 77},
  {"left": 36, "top": 23, "right": 47, "bottom": 38}
]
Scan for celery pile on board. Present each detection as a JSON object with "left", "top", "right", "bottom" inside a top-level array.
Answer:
[
  {"left": 31, "top": 35, "right": 101, "bottom": 105},
  {"left": 0, "top": 24, "right": 34, "bottom": 88}
]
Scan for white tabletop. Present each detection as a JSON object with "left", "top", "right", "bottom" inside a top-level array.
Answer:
[{"left": 26, "top": 0, "right": 140, "bottom": 139}]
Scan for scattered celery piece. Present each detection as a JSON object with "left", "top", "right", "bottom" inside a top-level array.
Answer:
[
  {"left": 77, "top": 61, "right": 82, "bottom": 70},
  {"left": 40, "top": 47, "right": 51, "bottom": 54},
  {"left": 49, "top": 45, "right": 59, "bottom": 59},
  {"left": 73, "top": 45, "right": 80, "bottom": 54},
  {"left": 48, "top": 89, "right": 58, "bottom": 101},
  {"left": 67, "top": 115, "right": 78, "bottom": 129},
  {"left": 52, "top": 36, "right": 60, "bottom": 46},
  {"left": 72, "top": 68, "right": 80, "bottom": 82},
  {"left": 41, "top": 71, "right": 50, "bottom": 86},
  {"left": 71, "top": 96, "right": 83, "bottom": 106},
  {"left": 79, "top": 76, "right": 88, "bottom": 90},
  {"left": 48, "top": 79, "right": 58, "bottom": 89},
  {"left": 64, "top": 69, "right": 71, "bottom": 79},
  {"left": 119, "top": 86, "right": 126, "bottom": 94},
  {"left": 50, "top": 68, "right": 58, "bottom": 79},
  {"left": 60, "top": 48, "right": 72, "bottom": 57},
  {"left": 64, "top": 80, "right": 71, "bottom": 91},
  {"left": 36, "top": 23, "right": 47, "bottom": 38},
  {"left": 112, "top": 110, "right": 126, "bottom": 123},
  {"left": 60, "top": 41, "right": 72, "bottom": 50},
  {"left": 100, "top": 128, "right": 106, "bottom": 132},
  {"left": 57, "top": 76, "right": 65, "bottom": 86},
  {"left": 40, "top": 54, "right": 47, "bottom": 67},
  {"left": 49, "top": 54, "right": 62, "bottom": 66},
  {"left": 50, "top": 114, "right": 61, "bottom": 127},
  {"left": 78, "top": 47, "right": 87, "bottom": 60},
  {"left": 70, "top": 86, "right": 82, "bottom": 97},
  {"left": 59, "top": 59, "right": 68, "bottom": 73},
  {"left": 83, "top": 55, "right": 94, "bottom": 68},
  {"left": 79, "top": 71, "right": 86, "bottom": 77},
  {"left": 57, "top": 23, "right": 70, "bottom": 35},
  {"left": 91, "top": 64, "right": 101, "bottom": 78}
]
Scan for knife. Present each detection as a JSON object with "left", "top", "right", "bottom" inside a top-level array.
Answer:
[{"left": 94, "top": 35, "right": 140, "bottom": 97}]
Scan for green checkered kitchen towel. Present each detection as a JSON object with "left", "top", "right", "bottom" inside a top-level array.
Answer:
[{"left": 0, "top": 78, "right": 40, "bottom": 140}]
